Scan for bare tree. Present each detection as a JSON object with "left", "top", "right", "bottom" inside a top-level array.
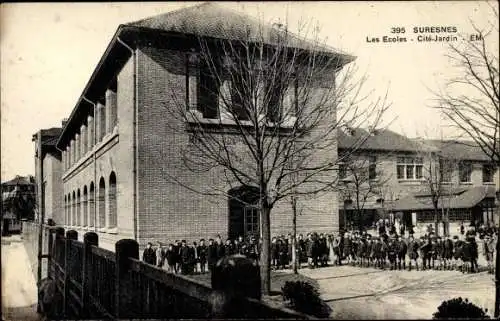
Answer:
[
  {"left": 159, "top": 17, "right": 389, "bottom": 294},
  {"left": 433, "top": 3, "right": 499, "bottom": 316},
  {"left": 339, "top": 152, "right": 391, "bottom": 232},
  {"left": 435, "top": 4, "right": 499, "bottom": 164},
  {"left": 415, "top": 139, "right": 461, "bottom": 237}
]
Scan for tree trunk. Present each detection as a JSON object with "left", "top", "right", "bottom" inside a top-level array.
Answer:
[
  {"left": 434, "top": 209, "right": 439, "bottom": 237},
  {"left": 260, "top": 205, "right": 271, "bottom": 295},
  {"left": 494, "top": 170, "right": 500, "bottom": 318},
  {"left": 292, "top": 196, "right": 298, "bottom": 274}
]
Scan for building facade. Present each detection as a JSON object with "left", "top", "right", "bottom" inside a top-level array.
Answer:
[
  {"left": 1, "top": 175, "right": 36, "bottom": 234},
  {"left": 52, "top": 3, "right": 351, "bottom": 250},
  {"left": 338, "top": 127, "right": 499, "bottom": 234},
  {"left": 33, "top": 126, "right": 64, "bottom": 225}
]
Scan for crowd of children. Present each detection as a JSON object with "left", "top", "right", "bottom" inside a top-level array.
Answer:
[{"left": 142, "top": 225, "right": 497, "bottom": 276}]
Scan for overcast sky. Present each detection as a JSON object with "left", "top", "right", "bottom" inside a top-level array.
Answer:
[{"left": 1, "top": 1, "right": 498, "bottom": 180}]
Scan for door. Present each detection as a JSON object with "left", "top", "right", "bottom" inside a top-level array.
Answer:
[{"left": 244, "top": 206, "right": 260, "bottom": 239}]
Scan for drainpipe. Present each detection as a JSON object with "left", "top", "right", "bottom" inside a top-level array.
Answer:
[
  {"left": 82, "top": 96, "right": 97, "bottom": 233},
  {"left": 36, "top": 131, "right": 44, "bottom": 288},
  {"left": 117, "top": 36, "right": 138, "bottom": 241}
]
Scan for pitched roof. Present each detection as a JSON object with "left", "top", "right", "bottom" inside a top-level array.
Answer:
[
  {"left": 338, "top": 128, "right": 422, "bottom": 152},
  {"left": 127, "top": 2, "right": 354, "bottom": 61},
  {"left": 2, "top": 175, "right": 34, "bottom": 186},
  {"left": 392, "top": 186, "right": 497, "bottom": 211},
  {"left": 426, "top": 139, "right": 491, "bottom": 162}
]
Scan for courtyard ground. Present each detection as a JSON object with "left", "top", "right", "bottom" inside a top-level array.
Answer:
[
  {"left": 1, "top": 234, "right": 40, "bottom": 321},
  {"left": 299, "top": 264, "right": 493, "bottom": 319}
]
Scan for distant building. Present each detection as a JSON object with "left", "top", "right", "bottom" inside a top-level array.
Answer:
[
  {"left": 1, "top": 175, "right": 36, "bottom": 234},
  {"left": 50, "top": 3, "right": 352, "bottom": 251},
  {"left": 32, "top": 125, "right": 64, "bottom": 225},
  {"left": 338, "top": 127, "right": 499, "bottom": 234}
]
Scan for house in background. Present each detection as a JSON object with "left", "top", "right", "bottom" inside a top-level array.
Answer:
[
  {"left": 337, "top": 127, "right": 428, "bottom": 230},
  {"left": 393, "top": 139, "right": 499, "bottom": 235},
  {"left": 338, "top": 127, "right": 499, "bottom": 235},
  {"left": 1, "top": 175, "right": 36, "bottom": 235},
  {"left": 32, "top": 124, "right": 64, "bottom": 225},
  {"left": 49, "top": 3, "right": 352, "bottom": 251}
]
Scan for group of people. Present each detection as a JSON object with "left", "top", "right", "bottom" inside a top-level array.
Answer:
[
  {"left": 142, "top": 234, "right": 260, "bottom": 275},
  {"left": 332, "top": 231, "right": 496, "bottom": 274},
  {"left": 141, "top": 225, "right": 497, "bottom": 276}
]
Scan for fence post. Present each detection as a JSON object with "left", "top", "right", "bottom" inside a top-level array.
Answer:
[
  {"left": 63, "top": 230, "right": 78, "bottom": 317},
  {"left": 81, "top": 232, "right": 98, "bottom": 318},
  {"left": 115, "top": 239, "right": 139, "bottom": 319},
  {"left": 47, "top": 228, "right": 55, "bottom": 280}
]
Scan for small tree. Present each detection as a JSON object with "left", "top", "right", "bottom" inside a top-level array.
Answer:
[
  {"left": 415, "top": 138, "right": 461, "bottom": 237},
  {"left": 339, "top": 151, "right": 391, "bottom": 232}
]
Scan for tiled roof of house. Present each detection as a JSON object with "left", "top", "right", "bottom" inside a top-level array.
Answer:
[
  {"left": 57, "top": 2, "right": 355, "bottom": 150},
  {"left": 339, "top": 128, "right": 492, "bottom": 161},
  {"left": 392, "top": 186, "right": 496, "bottom": 211},
  {"left": 426, "top": 139, "right": 492, "bottom": 161},
  {"left": 338, "top": 128, "right": 422, "bottom": 152},
  {"left": 126, "top": 2, "right": 354, "bottom": 61},
  {"left": 2, "top": 175, "right": 34, "bottom": 186}
]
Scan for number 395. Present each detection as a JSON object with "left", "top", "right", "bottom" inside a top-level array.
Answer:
[{"left": 391, "top": 27, "right": 406, "bottom": 33}]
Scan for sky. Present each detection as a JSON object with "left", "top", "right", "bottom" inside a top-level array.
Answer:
[{"left": 1, "top": 1, "right": 498, "bottom": 180}]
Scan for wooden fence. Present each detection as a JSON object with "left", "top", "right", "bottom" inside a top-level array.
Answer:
[{"left": 23, "top": 223, "right": 310, "bottom": 319}]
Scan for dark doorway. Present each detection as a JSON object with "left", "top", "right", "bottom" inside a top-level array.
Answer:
[{"left": 228, "top": 186, "right": 260, "bottom": 240}]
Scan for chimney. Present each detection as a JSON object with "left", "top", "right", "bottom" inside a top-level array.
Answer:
[{"left": 62, "top": 118, "right": 69, "bottom": 127}]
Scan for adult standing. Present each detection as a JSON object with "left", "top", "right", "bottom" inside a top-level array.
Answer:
[
  {"left": 207, "top": 238, "right": 218, "bottom": 273},
  {"left": 484, "top": 235, "right": 495, "bottom": 274},
  {"left": 142, "top": 242, "right": 157, "bottom": 266}
]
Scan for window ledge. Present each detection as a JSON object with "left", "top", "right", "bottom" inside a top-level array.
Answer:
[
  {"left": 186, "top": 110, "right": 297, "bottom": 129},
  {"left": 398, "top": 179, "right": 425, "bottom": 185},
  {"left": 483, "top": 182, "right": 495, "bottom": 185},
  {"left": 459, "top": 182, "right": 473, "bottom": 185},
  {"left": 97, "top": 227, "right": 107, "bottom": 233}
]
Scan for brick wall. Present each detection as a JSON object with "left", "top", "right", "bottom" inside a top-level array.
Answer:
[{"left": 135, "top": 45, "right": 339, "bottom": 247}]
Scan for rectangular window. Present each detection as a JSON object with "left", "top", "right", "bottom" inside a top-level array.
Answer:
[
  {"left": 483, "top": 164, "right": 495, "bottom": 183},
  {"left": 397, "top": 156, "right": 424, "bottom": 180},
  {"left": 230, "top": 75, "right": 250, "bottom": 121},
  {"left": 339, "top": 163, "right": 347, "bottom": 180},
  {"left": 459, "top": 162, "right": 472, "bottom": 183},
  {"left": 439, "top": 158, "right": 453, "bottom": 183},
  {"left": 368, "top": 156, "right": 377, "bottom": 180},
  {"left": 397, "top": 165, "right": 405, "bottom": 179},
  {"left": 199, "top": 64, "right": 219, "bottom": 119},
  {"left": 415, "top": 165, "right": 423, "bottom": 179}
]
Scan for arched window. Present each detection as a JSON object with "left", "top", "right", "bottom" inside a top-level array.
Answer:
[
  {"left": 108, "top": 172, "right": 117, "bottom": 228},
  {"left": 72, "top": 191, "right": 76, "bottom": 226},
  {"left": 89, "top": 182, "right": 95, "bottom": 228},
  {"left": 67, "top": 193, "right": 71, "bottom": 226},
  {"left": 64, "top": 195, "right": 67, "bottom": 226},
  {"left": 77, "top": 189, "right": 81, "bottom": 226},
  {"left": 98, "top": 177, "right": 106, "bottom": 228},
  {"left": 83, "top": 186, "right": 88, "bottom": 227}
]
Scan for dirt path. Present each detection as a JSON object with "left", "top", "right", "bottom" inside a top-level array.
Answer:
[{"left": 1, "top": 235, "right": 41, "bottom": 321}]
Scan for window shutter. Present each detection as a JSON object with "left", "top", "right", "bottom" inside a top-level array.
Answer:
[
  {"left": 186, "top": 52, "right": 199, "bottom": 113},
  {"left": 219, "top": 79, "right": 232, "bottom": 120},
  {"left": 282, "top": 77, "right": 298, "bottom": 122}
]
